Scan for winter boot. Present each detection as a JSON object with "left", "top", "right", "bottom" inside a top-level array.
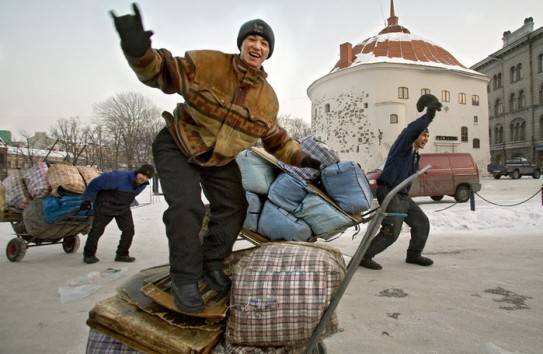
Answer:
[{"left": 359, "top": 258, "right": 382, "bottom": 270}]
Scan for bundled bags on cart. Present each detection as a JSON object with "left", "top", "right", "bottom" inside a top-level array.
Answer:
[
  {"left": 236, "top": 137, "right": 372, "bottom": 241},
  {"left": 23, "top": 197, "right": 92, "bottom": 239},
  {"left": 226, "top": 242, "right": 346, "bottom": 349}
]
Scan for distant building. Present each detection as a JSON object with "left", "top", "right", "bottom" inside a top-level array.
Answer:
[
  {"left": 308, "top": 0, "right": 491, "bottom": 174},
  {"left": 470, "top": 17, "right": 543, "bottom": 167}
]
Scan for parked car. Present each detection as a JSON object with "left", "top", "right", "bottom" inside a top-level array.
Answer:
[
  {"left": 487, "top": 157, "right": 541, "bottom": 179},
  {"left": 365, "top": 153, "right": 481, "bottom": 203}
]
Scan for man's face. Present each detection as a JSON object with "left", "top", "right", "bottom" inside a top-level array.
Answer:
[
  {"left": 240, "top": 35, "right": 270, "bottom": 69},
  {"left": 135, "top": 173, "right": 149, "bottom": 185},
  {"left": 415, "top": 132, "right": 430, "bottom": 149}
]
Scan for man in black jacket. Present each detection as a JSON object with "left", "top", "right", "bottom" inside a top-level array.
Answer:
[
  {"left": 360, "top": 94, "right": 442, "bottom": 270},
  {"left": 82, "top": 164, "right": 154, "bottom": 264}
]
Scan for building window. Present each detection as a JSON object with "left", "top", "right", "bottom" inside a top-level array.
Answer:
[
  {"left": 495, "top": 124, "right": 504, "bottom": 144},
  {"left": 390, "top": 114, "right": 398, "bottom": 124},
  {"left": 494, "top": 99, "right": 503, "bottom": 116},
  {"left": 459, "top": 93, "right": 466, "bottom": 105},
  {"left": 492, "top": 75, "right": 497, "bottom": 90},
  {"left": 540, "top": 115, "right": 543, "bottom": 138},
  {"left": 471, "top": 95, "right": 479, "bottom": 106},
  {"left": 497, "top": 73, "right": 502, "bottom": 88},
  {"left": 510, "top": 66, "right": 516, "bottom": 83},
  {"left": 441, "top": 90, "right": 450, "bottom": 102},
  {"left": 509, "top": 93, "right": 516, "bottom": 111},
  {"left": 398, "top": 87, "right": 409, "bottom": 99},
  {"left": 324, "top": 103, "right": 330, "bottom": 113},
  {"left": 421, "top": 88, "right": 431, "bottom": 95},
  {"left": 510, "top": 118, "right": 526, "bottom": 141},
  {"left": 516, "top": 63, "right": 522, "bottom": 81},
  {"left": 473, "top": 138, "right": 480, "bottom": 149},
  {"left": 539, "top": 83, "right": 543, "bottom": 104},
  {"left": 461, "top": 126, "right": 468, "bottom": 142},
  {"left": 518, "top": 90, "right": 525, "bottom": 109},
  {"left": 473, "top": 116, "right": 479, "bottom": 124},
  {"left": 539, "top": 54, "right": 543, "bottom": 72}
]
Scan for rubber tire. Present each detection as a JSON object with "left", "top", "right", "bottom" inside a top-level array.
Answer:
[
  {"left": 430, "top": 195, "right": 444, "bottom": 201},
  {"left": 533, "top": 170, "right": 541, "bottom": 179},
  {"left": 6, "top": 238, "right": 27, "bottom": 262},
  {"left": 62, "top": 235, "right": 80, "bottom": 253},
  {"left": 512, "top": 170, "right": 521, "bottom": 179},
  {"left": 493, "top": 174, "right": 501, "bottom": 179},
  {"left": 454, "top": 185, "right": 471, "bottom": 203}
]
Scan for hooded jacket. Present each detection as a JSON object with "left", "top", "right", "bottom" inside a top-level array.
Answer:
[
  {"left": 377, "top": 113, "right": 433, "bottom": 194},
  {"left": 125, "top": 49, "right": 308, "bottom": 167},
  {"left": 82, "top": 171, "right": 149, "bottom": 216}
]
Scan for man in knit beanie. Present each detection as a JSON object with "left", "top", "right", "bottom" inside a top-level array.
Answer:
[
  {"left": 81, "top": 163, "right": 154, "bottom": 264},
  {"left": 110, "top": 3, "right": 322, "bottom": 313}
]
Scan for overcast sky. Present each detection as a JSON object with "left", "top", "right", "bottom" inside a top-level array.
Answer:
[{"left": 1, "top": 0, "right": 542, "bottom": 137}]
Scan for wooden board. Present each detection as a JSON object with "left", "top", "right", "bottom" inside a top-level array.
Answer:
[{"left": 87, "top": 296, "right": 221, "bottom": 354}]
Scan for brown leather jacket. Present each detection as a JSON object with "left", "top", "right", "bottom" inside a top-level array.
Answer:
[{"left": 126, "top": 49, "right": 308, "bottom": 167}]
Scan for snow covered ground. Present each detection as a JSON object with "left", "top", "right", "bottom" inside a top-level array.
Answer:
[{"left": 0, "top": 175, "right": 541, "bottom": 353}]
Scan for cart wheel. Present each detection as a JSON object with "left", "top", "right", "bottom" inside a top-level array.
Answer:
[
  {"left": 6, "top": 238, "right": 27, "bottom": 262},
  {"left": 62, "top": 235, "right": 80, "bottom": 253}
]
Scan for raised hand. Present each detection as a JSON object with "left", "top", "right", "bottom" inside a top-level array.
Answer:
[{"left": 110, "top": 3, "right": 153, "bottom": 57}]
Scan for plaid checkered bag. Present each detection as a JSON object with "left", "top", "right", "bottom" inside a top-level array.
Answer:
[
  {"left": 2, "top": 170, "right": 32, "bottom": 210},
  {"left": 226, "top": 242, "right": 346, "bottom": 347},
  {"left": 23, "top": 162, "right": 51, "bottom": 198},
  {"left": 77, "top": 166, "right": 101, "bottom": 186},
  {"left": 48, "top": 163, "right": 86, "bottom": 196},
  {"left": 278, "top": 136, "right": 340, "bottom": 182}
]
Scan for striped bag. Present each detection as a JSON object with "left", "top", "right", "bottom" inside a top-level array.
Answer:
[
  {"left": 227, "top": 242, "right": 345, "bottom": 347},
  {"left": 23, "top": 162, "right": 51, "bottom": 198}
]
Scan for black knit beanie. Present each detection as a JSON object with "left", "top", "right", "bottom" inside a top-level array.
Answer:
[
  {"left": 237, "top": 19, "right": 275, "bottom": 58},
  {"left": 136, "top": 164, "right": 154, "bottom": 179}
]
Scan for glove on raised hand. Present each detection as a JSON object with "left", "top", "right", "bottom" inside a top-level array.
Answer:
[
  {"left": 80, "top": 200, "right": 92, "bottom": 211},
  {"left": 416, "top": 94, "right": 442, "bottom": 118},
  {"left": 301, "top": 156, "right": 322, "bottom": 170},
  {"left": 110, "top": 3, "right": 153, "bottom": 57}
]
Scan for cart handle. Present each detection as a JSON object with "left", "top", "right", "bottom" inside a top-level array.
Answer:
[{"left": 303, "top": 164, "right": 431, "bottom": 354}]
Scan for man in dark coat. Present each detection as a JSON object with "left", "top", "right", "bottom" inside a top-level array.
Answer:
[
  {"left": 360, "top": 94, "right": 442, "bottom": 270},
  {"left": 81, "top": 164, "right": 154, "bottom": 264}
]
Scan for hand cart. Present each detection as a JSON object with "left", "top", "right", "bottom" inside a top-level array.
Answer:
[
  {"left": 2, "top": 206, "right": 93, "bottom": 262},
  {"left": 302, "top": 165, "right": 431, "bottom": 353}
]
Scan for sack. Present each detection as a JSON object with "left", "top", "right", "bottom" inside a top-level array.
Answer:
[
  {"left": 2, "top": 170, "right": 32, "bottom": 210},
  {"left": 77, "top": 166, "right": 101, "bottom": 186},
  {"left": 42, "top": 195, "right": 91, "bottom": 224},
  {"left": 267, "top": 172, "right": 310, "bottom": 213},
  {"left": 321, "top": 161, "right": 373, "bottom": 214},
  {"left": 294, "top": 193, "right": 354, "bottom": 239},
  {"left": 23, "top": 198, "right": 92, "bottom": 239},
  {"left": 227, "top": 242, "right": 346, "bottom": 347},
  {"left": 23, "top": 162, "right": 51, "bottom": 198},
  {"left": 243, "top": 191, "right": 264, "bottom": 232},
  {"left": 48, "top": 163, "right": 86, "bottom": 196},
  {"left": 236, "top": 150, "right": 278, "bottom": 195},
  {"left": 257, "top": 201, "right": 312, "bottom": 242},
  {"left": 279, "top": 136, "right": 340, "bottom": 181}
]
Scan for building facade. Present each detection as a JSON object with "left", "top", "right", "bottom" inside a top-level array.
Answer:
[
  {"left": 471, "top": 17, "right": 543, "bottom": 167},
  {"left": 307, "top": 1, "right": 491, "bottom": 174}
]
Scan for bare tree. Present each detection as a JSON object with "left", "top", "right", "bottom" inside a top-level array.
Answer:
[
  {"left": 15, "top": 130, "right": 39, "bottom": 168},
  {"left": 278, "top": 114, "right": 312, "bottom": 140},
  {"left": 93, "top": 92, "right": 161, "bottom": 170},
  {"left": 50, "top": 116, "right": 84, "bottom": 163}
]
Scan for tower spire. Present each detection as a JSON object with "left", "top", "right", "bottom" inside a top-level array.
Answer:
[{"left": 387, "top": 0, "right": 398, "bottom": 26}]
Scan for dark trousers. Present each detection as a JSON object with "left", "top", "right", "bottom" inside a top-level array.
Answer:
[
  {"left": 152, "top": 128, "right": 248, "bottom": 285},
  {"left": 83, "top": 208, "right": 135, "bottom": 257},
  {"left": 364, "top": 185, "right": 430, "bottom": 259}
]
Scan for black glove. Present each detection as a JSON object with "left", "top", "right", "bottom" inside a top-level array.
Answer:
[
  {"left": 110, "top": 3, "right": 153, "bottom": 57},
  {"left": 416, "top": 94, "right": 442, "bottom": 118},
  {"left": 301, "top": 156, "right": 322, "bottom": 170},
  {"left": 80, "top": 200, "right": 92, "bottom": 211}
]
